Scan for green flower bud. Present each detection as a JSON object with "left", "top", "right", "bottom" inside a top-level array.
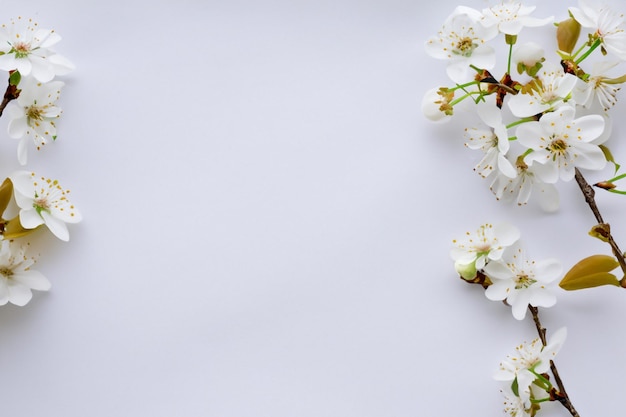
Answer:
[{"left": 455, "top": 260, "right": 478, "bottom": 281}]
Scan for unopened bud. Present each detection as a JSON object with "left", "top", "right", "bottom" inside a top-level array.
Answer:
[
  {"left": 595, "top": 181, "right": 616, "bottom": 190},
  {"left": 556, "top": 17, "right": 581, "bottom": 54},
  {"left": 589, "top": 223, "right": 611, "bottom": 242},
  {"left": 559, "top": 254, "right": 620, "bottom": 290},
  {"left": 455, "top": 260, "right": 477, "bottom": 281}
]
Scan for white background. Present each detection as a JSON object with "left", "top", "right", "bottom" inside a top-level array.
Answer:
[{"left": 0, "top": 0, "right": 625, "bottom": 416}]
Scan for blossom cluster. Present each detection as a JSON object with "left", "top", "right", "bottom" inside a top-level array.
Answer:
[
  {"left": 428, "top": 1, "right": 626, "bottom": 415},
  {"left": 423, "top": 0, "right": 626, "bottom": 210},
  {"left": 0, "top": 17, "right": 74, "bottom": 165},
  {"left": 451, "top": 223, "right": 567, "bottom": 416},
  {"left": 451, "top": 222, "right": 560, "bottom": 320},
  {"left": 0, "top": 18, "right": 81, "bottom": 306},
  {"left": 496, "top": 328, "right": 567, "bottom": 416}
]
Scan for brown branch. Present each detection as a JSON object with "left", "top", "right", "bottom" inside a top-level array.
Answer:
[
  {"left": 529, "top": 306, "right": 580, "bottom": 417},
  {"left": 574, "top": 168, "right": 626, "bottom": 284},
  {"left": 0, "top": 79, "right": 19, "bottom": 118}
]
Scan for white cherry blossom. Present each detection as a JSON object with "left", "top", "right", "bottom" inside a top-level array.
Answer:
[
  {"left": 464, "top": 97, "right": 516, "bottom": 178},
  {"left": 0, "top": 239, "right": 50, "bottom": 306},
  {"left": 6, "top": 77, "right": 64, "bottom": 165},
  {"left": 517, "top": 105, "right": 606, "bottom": 183},
  {"left": 483, "top": 242, "right": 561, "bottom": 320},
  {"left": 451, "top": 223, "right": 520, "bottom": 275},
  {"left": 573, "top": 61, "right": 623, "bottom": 111},
  {"left": 10, "top": 171, "right": 82, "bottom": 242},
  {"left": 481, "top": 1, "right": 553, "bottom": 36},
  {"left": 507, "top": 63, "right": 578, "bottom": 117},
  {"left": 494, "top": 327, "right": 567, "bottom": 403},
  {"left": 569, "top": 0, "right": 626, "bottom": 60},
  {"left": 501, "top": 387, "right": 532, "bottom": 417},
  {"left": 489, "top": 157, "right": 560, "bottom": 211},
  {"left": 0, "top": 17, "right": 74, "bottom": 82},
  {"left": 425, "top": 7, "right": 498, "bottom": 83}
]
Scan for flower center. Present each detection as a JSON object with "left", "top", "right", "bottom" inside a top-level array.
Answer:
[
  {"left": 0, "top": 267, "right": 13, "bottom": 279},
  {"left": 13, "top": 41, "right": 31, "bottom": 58},
  {"left": 455, "top": 37, "right": 476, "bottom": 57},
  {"left": 34, "top": 196, "right": 50, "bottom": 215},
  {"left": 549, "top": 138, "right": 568, "bottom": 154},
  {"left": 26, "top": 105, "right": 43, "bottom": 123},
  {"left": 541, "top": 87, "right": 559, "bottom": 103},
  {"left": 514, "top": 273, "right": 537, "bottom": 289}
]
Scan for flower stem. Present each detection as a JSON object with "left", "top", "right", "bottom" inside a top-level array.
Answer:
[
  {"left": 529, "top": 306, "right": 580, "bottom": 417},
  {"left": 575, "top": 39, "right": 601, "bottom": 65},
  {"left": 574, "top": 168, "right": 626, "bottom": 282},
  {"left": 506, "top": 116, "right": 538, "bottom": 130}
]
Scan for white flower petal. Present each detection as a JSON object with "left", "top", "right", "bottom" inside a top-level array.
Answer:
[
  {"left": 484, "top": 280, "right": 512, "bottom": 301},
  {"left": 529, "top": 290, "right": 557, "bottom": 308},
  {"left": 7, "top": 281, "right": 33, "bottom": 306},
  {"left": 535, "top": 259, "right": 562, "bottom": 282},
  {"left": 41, "top": 210, "right": 70, "bottom": 241},
  {"left": 13, "top": 270, "right": 50, "bottom": 292},
  {"left": 20, "top": 209, "right": 44, "bottom": 229}
]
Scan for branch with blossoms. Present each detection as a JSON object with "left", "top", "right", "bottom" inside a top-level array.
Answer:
[
  {"left": 424, "top": 0, "right": 626, "bottom": 416},
  {"left": 0, "top": 17, "right": 82, "bottom": 306}
]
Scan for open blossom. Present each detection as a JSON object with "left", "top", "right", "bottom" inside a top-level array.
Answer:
[
  {"left": 425, "top": 6, "right": 498, "bottom": 83},
  {"left": 573, "top": 61, "right": 624, "bottom": 111},
  {"left": 501, "top": 387, "right": 532, "bottom": 417},
  {"left": 0, "top": 239, "right": 50, "bottom": 306},
  {"left": 483, "top": 242, "right": 561, "bottom": 320},
  {"left": 464, "top": 97, "right": 516, "bottom": 178},
  {"left": 0, "top": 17, "right": 74, "bottom": 82},
  {"left": 569, "top": 0, "right": 626, "bottom": 60},
  {"left": 451, "top": 223, "right": 520, "bottom": 278},
  {"left": 6, "top": 77, "right": 64, "bottom": 165},
  {"left": 494, "top": 327, "right": 567, "bottom": 403},
  {"left": 507, "top": 63, "right": 578, "bottom": 117},
  {"left": 517, "top": 105, "right": 606, "bottom": 183},
  {"left": 489, "top": 156, "right": 560, "bottom": 211},
  {"left": 10, "top": 171, "right": 82, "bottom": 242},
  {"left": 481, "top": 1, "right": 553, "bottom": 35}
]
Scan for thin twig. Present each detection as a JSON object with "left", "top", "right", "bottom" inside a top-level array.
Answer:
[
  {"left": 574, "top": 168, "right": 626, "bottom": 283},
  {"left": 0, "top": 81, "right": 19, "bottom": 118},
  {"left": 529, "top": 306, "right": 580, "bottom": 417}
]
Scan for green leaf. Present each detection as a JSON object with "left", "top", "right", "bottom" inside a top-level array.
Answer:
[
  {"left": 559, "top": 255, "right": 621, "bottom": 290},
  {"left": 8, "top": 70, "right": 20, "bottom": 86},
  {"left": 511, "top": 377, "right": 519, "bottom": 397}
]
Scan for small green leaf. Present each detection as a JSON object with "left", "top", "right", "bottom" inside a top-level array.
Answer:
[
  {"left": 559, "top": 254, "right": 621, "bottom": 290},
  {"left": 8, "top": 70, "right": 20, "bottom": 86},
  {"left": 511, "top": 377, "right": 519, "bottom": 397}
]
